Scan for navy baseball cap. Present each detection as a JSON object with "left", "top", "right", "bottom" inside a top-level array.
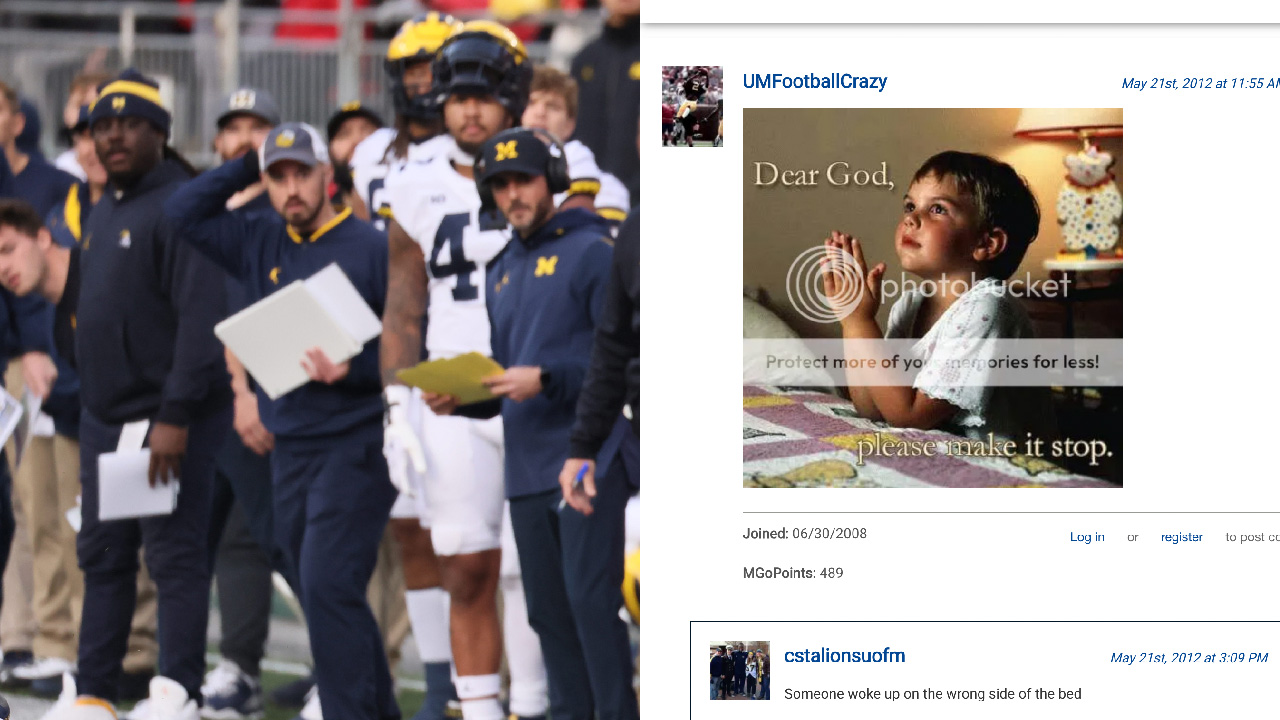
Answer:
[
  {"left": 259, "top": 122, "right": 329, "bottom": 170},
  {"left": 475, "top": 127, "right": 559, "bottom": 185},
  {"left": 217, "top": 87, "right": 281, "bottom": 128},
  {"left": 70, "top": 104, "right": 91, "bottom": 134},
  {"left": 326, "top": 100, "right": 385, "bottom": 141}
]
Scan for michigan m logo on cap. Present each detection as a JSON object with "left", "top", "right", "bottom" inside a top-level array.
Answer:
[
  {"left": 112, "top": 97, "right": 126, "bottom": 112},
  {"left": 495, "top": 140, "right": 518, "bottom": 162},
  {"left": 230, "top": 89, "right": 257, "bottom": 109}
]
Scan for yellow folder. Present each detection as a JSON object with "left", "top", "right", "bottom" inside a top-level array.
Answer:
[{"left": 395, "top": 352, "right": 506, "bottom": 406}]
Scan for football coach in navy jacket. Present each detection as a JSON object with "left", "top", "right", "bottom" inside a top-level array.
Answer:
[
  {"left": 163, "top": 122, "right": 398, "bottom": 720},
  {"left": 72, "top": 69, "right": 232, "bottom": 714},
  {"left": 425, "top": 127, "right": 638, "bottom": 720}
]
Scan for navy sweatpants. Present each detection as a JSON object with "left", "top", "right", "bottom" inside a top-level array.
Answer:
[
  {"left": 76, "top": 405, "right": 230, "bottom": 702},
  {"left": 508, "top": 439, "right": 639, "bottom": 720},
  {"left": 271, "top": 424, "right": 398, "bottom": 720}
]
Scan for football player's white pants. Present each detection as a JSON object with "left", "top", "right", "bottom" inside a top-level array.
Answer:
[
  {"left": 418, "top": 412, "right": 505, "bottom": 556},
  {"left": 501, "top": 503, "right": 549, "bottom": 717}
]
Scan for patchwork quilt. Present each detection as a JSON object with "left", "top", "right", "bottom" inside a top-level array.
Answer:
[{"left": 744, "top": 385, "right": 1115, "bottom": 488}]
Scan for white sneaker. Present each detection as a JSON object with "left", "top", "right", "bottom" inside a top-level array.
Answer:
[
  {"left": 14, "top": 656, "right": 76, "bottom": 680},
  {"left": 200, "top": 660, "right": 236, "bottom": 698},
  {"left": 125, "top": 677, "right": 199, "bottom": 720},
  {"left": 38, "top": 673, "right": 118, "bottom": 720},
  {"left": 199, "top": 659, "right": 263, "bottom": 720},
  {"left": 297, "top": 686, "right": 322, "bottom": 720}
]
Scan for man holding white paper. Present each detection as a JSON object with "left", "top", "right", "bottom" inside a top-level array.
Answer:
[
  {"left": 67, "top": 69, "right": 233, "bottom": 719},
  {"left": 163, "top": 122, "right": 399, "bottom": 720}
]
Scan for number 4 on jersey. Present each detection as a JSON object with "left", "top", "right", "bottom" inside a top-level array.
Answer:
[{"left": 430, "top": 213, "right": 479, "bottom": 301}]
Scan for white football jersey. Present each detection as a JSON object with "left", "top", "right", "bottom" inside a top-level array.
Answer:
[
  {"left": 351, "top": 128, "right": 457, "bottom": 233},
  {"left": 385, "top": 157, "right": 509, "bottom": 359},
  {"left": 558, "top": 139, "right": 629, "bottom": 213}
]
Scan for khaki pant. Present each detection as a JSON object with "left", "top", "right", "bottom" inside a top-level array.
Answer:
[
  {"left": 14, "top": 434, "right": 82, "bottom": 661},
  {"left": 3, "top": 357, "right": 36, "bottom": 652},
  {"left": 4, "top": 358, "right": 158, "bottom": 669},
  {"left": 0, "top": 490, "right": 36, "bottom": 652}
]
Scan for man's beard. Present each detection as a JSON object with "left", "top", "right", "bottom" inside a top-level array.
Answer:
[
  {"left": 286, "top": 200, "right": 322, "bottom": 230},
  {"left": 221, "top": 144, "right": 253, "bottom": 163},
  {"left": 104, "top": 144, "right": 161, "bottom": 190},
  {"left": 107, "top": 161, "right": 151, "bottom": 190},
  {"left": 511, "top": 197, "right": 553, "bottom": 236}
]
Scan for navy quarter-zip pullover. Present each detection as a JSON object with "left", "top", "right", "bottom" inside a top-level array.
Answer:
[
  {"left": 163, "top": 154, "right": 386, "bottom": 440},
  {"left": 77, "top": 157, "right": 231, "bottom": 426}
]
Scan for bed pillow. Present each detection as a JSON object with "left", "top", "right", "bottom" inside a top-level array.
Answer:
[{"left": 743, "top": 293, "right": 838, "bottom": 394}]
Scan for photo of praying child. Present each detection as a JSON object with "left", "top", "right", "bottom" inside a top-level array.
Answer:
[
  {"left": 820, "top": 151, "right": 1057, "bottom": 445},
  {"left": 743, "top": 109, "right": 1122, "bottom": 488}
]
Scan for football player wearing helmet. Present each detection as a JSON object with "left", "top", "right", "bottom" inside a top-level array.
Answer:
[
  {"left": 380, "top": 21, "right": 538, "bottom": 720},
  {"left": 349, "top": 12, "right": 461, "bottom": 232},
  {"left": 350, "top": 13, "right": 466, "bottom": 720},
  {"left": 676, "top": 66, "right": 710, "bottom": 147}
]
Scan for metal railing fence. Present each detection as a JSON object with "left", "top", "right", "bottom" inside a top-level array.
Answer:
[{"left": 1, "top": 1, "right": 602, "bottom": 166}]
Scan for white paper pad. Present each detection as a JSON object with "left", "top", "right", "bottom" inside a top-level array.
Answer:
[
  {"left": 305, "top": 263, "right": 382, "bottom": 345},
  {"left": 97, "top": 420, "right": 179, "bottom": 521},
  {"left": 22, "top": 389, "right": 55, "bottom": 442},
  {"left": 0, "top": 388, "right": 23, "bottom": 449},
  {"left": 214, "top": 263, "right": 379, "bottom": 399}
]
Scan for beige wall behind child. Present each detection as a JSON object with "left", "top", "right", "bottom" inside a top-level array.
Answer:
[{"left": 743, "top": 107, "right": 1123, "bottom": 339}]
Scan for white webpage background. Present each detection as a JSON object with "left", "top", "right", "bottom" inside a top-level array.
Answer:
[{"left": 640, "top": 25, "right": 1280, "bottom": 717}]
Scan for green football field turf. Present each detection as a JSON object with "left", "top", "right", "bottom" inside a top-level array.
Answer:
[{"left": 6, "top": 666, "right": 428, "bottom": 719}]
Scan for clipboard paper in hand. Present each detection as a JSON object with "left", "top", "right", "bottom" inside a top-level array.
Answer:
[
  {"left": 396, "top": 352, "right": 505, "bottom": 406},
  {"left": 214, "top": 263, "right": 382, "bottom": 400}
]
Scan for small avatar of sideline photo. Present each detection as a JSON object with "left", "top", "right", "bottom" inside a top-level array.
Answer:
[
  {"left": 709, "top": 641, "right": 771, "bottom": 700},
  {"left": 663, "top": 66, "right": 723, "bottom": 147}
]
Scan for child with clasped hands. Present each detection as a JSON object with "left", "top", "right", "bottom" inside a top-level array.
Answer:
[{"left": 822, "top": 151, "right": 1056, "bottom": 443}]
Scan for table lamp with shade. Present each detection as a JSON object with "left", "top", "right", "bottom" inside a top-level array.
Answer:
[{"left": 1015, "top": 109, "right": 1123, "bottom": 264}]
